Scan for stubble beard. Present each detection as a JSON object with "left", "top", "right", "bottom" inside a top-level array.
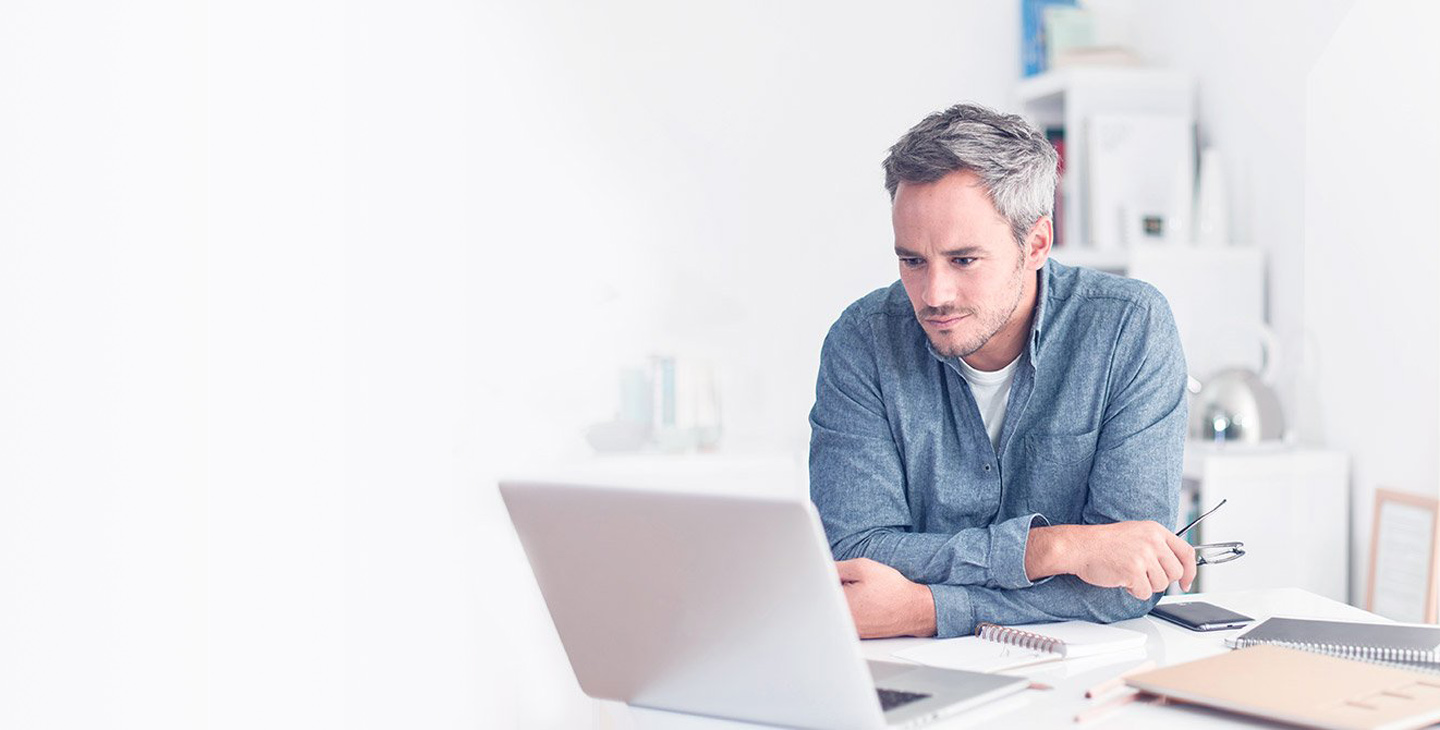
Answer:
[{"left": 925, "top": 255, "right": 1027, "bottom": 360}]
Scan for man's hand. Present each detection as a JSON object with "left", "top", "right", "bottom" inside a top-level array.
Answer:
[
  {"left": 1026, "top": 522, "right": 1197, "bottom": 600},
  {"left": 835, "top": 558, "right": 937, "bottom": 639}
]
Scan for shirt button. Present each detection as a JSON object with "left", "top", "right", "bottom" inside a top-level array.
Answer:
[{"left": 983, "top": 464, "right": 992, "bottom": 472}]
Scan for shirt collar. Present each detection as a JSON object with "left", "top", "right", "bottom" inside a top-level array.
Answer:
[{"left": 1027, "top": 260, "right": 1052, "bottom": 367}]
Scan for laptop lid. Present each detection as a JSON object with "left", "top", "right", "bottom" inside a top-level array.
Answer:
[{"left": 498, "top": 480, "right": 888, "bottom": 730}]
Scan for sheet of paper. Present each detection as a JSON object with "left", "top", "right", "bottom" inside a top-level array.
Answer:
[
  {"left": 1022, "top": 621, "right": 1147, "bottom": 658},
  {"left": 1373, "top": 499, "right": 1436, "bottom": 622},
  {"left": 893, "top": 636, "right": 1058, "bottom": 673},
  {"left": 893, "top": 621, "right": 1148, "bottom": 672},
  {"left": 1019, "top": 647, "right": 1150, "bottom": 680}
]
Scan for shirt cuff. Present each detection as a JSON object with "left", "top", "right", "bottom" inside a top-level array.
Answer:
[
  {"left": 928, "top": 583, "right": 976, "bottom": 638},
  {"left": 990, "top": 512, "right": 1051, "bottom": 590}
]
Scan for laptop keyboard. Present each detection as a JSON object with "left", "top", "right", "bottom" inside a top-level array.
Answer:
[{"left": 876, "top": 687, "right": 931, "bottom": 711}]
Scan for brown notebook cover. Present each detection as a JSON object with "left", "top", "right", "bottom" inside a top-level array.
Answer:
[{"left": 1126, "top": 645, "right": 1440, "bottom": 730}]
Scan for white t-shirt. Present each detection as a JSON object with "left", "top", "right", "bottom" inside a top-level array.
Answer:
[{"left": 955, "top": 353, "right": 1022, "bottom": 452}]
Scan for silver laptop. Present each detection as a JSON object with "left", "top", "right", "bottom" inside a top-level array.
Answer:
[{"left": 498, "top": 480, "right": 1028, "bottom": 729}]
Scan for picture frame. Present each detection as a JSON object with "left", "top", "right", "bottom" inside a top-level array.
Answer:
[{"left": 1367, "top": 488, "right": 1440, "bottom": 623}]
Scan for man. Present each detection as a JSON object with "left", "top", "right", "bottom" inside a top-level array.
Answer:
[{"left": 809, "top": 103, "right": 1196, "bottom": 639}]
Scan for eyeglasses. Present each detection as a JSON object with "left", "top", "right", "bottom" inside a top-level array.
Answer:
[
  {"left": 1175, "top": 498, "right": 1246, "bottom": 566},
  {"left": 1194, "top": 540, "right": 1246, "bottom": 565}
]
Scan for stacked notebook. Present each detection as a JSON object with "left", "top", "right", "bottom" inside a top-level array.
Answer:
[
  {"left": 1127, "top": 645, "right": 1440, "bottom": 730},
  {"left": 1227, "top": 617, "right": 1440, "bottom": 673}
]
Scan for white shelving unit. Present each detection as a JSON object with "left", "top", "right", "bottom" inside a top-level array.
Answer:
[
  {"left": 1047, "top": 247, "right": 1131, "bottom": 273},
  {"left": 1017, "top": 68, "right": 1270, "bottom": 380},
  {"left": 1015, "top": 67, "right": 1195, "bottom": 261}
]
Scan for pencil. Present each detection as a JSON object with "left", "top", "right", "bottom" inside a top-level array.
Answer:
[{"left": 1084, "top": 660, "right": 1156, "bottom": 698}]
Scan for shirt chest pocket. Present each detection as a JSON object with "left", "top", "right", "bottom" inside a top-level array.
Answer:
[{"left": 1022, "top": 428, "right": 1100, "bottom": 521}]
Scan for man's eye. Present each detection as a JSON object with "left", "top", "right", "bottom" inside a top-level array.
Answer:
[
  {"left": 899, "top": 258, "right": 924, "bottom": 269},
  {"left": 953, "top": 257, "right": 977, "bottom": 267}
]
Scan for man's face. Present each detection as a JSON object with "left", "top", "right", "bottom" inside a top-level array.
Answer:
[{"left": 892, "top": 170, "right": 1033, "bottom": 362}]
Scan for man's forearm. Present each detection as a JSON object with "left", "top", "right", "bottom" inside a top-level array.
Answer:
[
  {"left": 1023, "top": 521, "right": 1197, "bottom": 599},
  {"left": 930, "top": 574, "right": 1157, "bottom": 637},
  {"left": 829, "top": 514, "right": 1044, "bottom": 590},
  {"left": 1023, "top": 524, "right": 1076, "bottom": 581}
]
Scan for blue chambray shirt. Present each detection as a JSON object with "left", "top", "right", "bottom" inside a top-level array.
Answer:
[{"left": 809, "top": 260, "right": 1187, "bottom": 638}]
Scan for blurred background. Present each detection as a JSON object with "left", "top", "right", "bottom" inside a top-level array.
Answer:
[{"left": 1, "top": 0, "right": 1436, "bottom": 728}]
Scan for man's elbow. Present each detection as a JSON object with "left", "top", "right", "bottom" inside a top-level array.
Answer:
[
  {"left": 828, "top": 527, "right": 896, "bottom": 562},
  {"left": 1042, "top": 577, "right": 1160, "bottom": 624},
  {"left": 1084, "top": 587, "right": 1161, "bottom": 624},
  {"left": 831, "top": 539, "right": 864, "bottom": 561}
]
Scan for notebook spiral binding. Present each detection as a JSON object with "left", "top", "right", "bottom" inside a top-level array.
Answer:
[
  {"left": 974, "top": 622, "right": 1064, "bottom": 654},
  {"left": 1232, "top": 639, "right": 1440, "bottom": 675}
]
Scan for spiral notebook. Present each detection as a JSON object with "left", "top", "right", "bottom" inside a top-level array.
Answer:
[
  {"left": 1227, "top": 617, "right": 1440, "bottom": 666},
  {"left": 894, "top": 620, "right": 1147, "bottom": 673}
]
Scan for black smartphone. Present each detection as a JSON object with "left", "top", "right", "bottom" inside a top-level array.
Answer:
[{"left": 1149, "top": 601, "right": 1254, "bottom": 631}]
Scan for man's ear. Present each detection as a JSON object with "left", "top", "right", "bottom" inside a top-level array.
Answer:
[{"left": 1022, "top": 216, "right": 1053, "bottom": 270}]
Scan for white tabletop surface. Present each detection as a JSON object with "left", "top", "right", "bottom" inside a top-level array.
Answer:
[{"left": 599, "top": 587, "right": 1391, "bottom": 729}]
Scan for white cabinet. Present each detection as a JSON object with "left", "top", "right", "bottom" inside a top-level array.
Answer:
[{"left": 1179, "top": 443, "right": 1350, "bottom": 602}]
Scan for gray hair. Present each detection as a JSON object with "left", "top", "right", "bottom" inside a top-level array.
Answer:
[{"left": 883, "top": 103, "right": 1058, "bottom": 246}]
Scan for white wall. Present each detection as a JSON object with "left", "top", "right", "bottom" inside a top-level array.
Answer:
[
  {"left": 0, "top": 2, "right": 1019, "bottom": 728},
  {"left": 1, "top": 3, "right": 209, "bottom": 726},
  {"left": 1302, "top": 0, "right": 1440, "bottom": 609},
  {"left": 487, "top": 2, "right": 1023, "bottom": 462}
]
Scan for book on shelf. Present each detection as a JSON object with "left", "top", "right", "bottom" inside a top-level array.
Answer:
[
  {"left": 1042, "top": 6, "right": 1093, "bottom": 72},
  {"left": 1021, "top": 0, "right": 1078, "bottom": 77},
  {"left": 1046, "top": 127, "right": 1065, "bottom": 249}
]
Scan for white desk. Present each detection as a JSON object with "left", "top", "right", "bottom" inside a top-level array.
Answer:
[{"left": 601, "top": 587, "right": 1388, "bottom": 729}]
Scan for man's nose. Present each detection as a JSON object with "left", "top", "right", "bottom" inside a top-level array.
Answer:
[{"left": 922, "top": 269, "right": 957, "bottom": 308}]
